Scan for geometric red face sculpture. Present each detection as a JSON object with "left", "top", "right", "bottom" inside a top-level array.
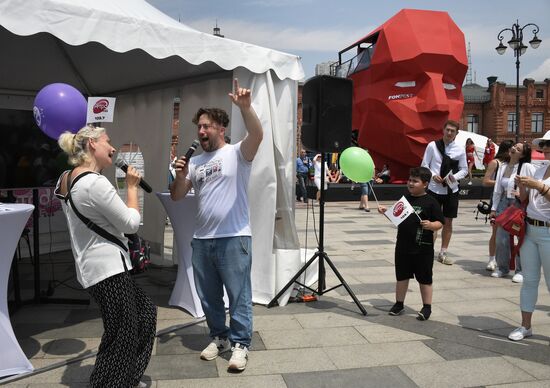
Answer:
[{"left": 339, "top": 9, "right": 468, "bottom": 182}]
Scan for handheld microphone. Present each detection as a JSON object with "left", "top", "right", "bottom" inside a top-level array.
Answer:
[
  {"left": 115, "top": 159, "right": 152, "bottom": 193},
  {"left": 184, "top": 139, "right": 200, "bottom": 160},
  {"left": 173, "top": 140, "right": 200, "bottom": 170}
]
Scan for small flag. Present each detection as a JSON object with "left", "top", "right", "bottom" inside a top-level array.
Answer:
[{"left": 384, "top": 196, "right": 416, "bottom": 227}]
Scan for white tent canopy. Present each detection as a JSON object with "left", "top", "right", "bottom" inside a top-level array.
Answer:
[
  {"left": 0, "top": 0, "right": 303, "bottom": 95},
  {"left": 0, "top": 0, "right": 306, "bottom": 306}
]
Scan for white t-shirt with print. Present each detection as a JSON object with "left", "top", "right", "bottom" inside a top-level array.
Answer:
[{"left": 187, "top": 142, "right": 252, "bottom": 238}]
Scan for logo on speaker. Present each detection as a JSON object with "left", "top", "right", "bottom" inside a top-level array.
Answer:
[{"left": 393, "top": 201, "right": 405, "bottom": 217}]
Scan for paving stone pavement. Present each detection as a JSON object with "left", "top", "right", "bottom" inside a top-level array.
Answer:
[{"left": 3, "top": 199, "right": 550, "bottom": 387}]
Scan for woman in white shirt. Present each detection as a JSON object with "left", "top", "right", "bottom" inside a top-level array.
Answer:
[
  {"left": 508, "top": 131, "right": 550, "bottom": 341},
  {"left": 55, "top": 125, "right": 156, "bottom": 388},
  {"left": 482, "top": 140, "right": 514, "bottom": 272},
  {"left": 489, "top": 142, "right": 534, "bottom": 282}
]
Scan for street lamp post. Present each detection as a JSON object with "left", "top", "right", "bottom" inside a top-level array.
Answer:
[{"left": 496, "top": 20, "right": 542, "bottom": 144}]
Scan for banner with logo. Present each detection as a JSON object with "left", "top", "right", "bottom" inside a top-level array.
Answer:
[
  {"left": 87, "top": 97, "right": 116, "bottom": 123},
  {"left": 384, "top": 195, "right": 415, "bottom": 227}
]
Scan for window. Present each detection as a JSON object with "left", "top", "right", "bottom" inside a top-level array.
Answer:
[
  {"left": 507, "top": 112, "right": 516, "bottom": 133},
  {"left": 531, "top": 112, "right": 544, "bottom": 133},
  {"left": 535, "top": 89, "right": 544, "bottom": 99},
  {"left": 466, "top": 114, "right": 479, "bottom": 133}
]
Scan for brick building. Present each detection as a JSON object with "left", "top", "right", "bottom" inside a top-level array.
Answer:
[{"left": 462, "top": 77, "right": 550, "bottom": 144}]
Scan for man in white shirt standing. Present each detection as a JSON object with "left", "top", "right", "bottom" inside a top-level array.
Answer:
[
  {"left": 170, "top": 78, "right": 263, "bottom": 372},
  {"left": 421, "top": 120, "right": 467, "bottom": 265}
]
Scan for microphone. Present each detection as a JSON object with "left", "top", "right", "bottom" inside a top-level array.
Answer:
[
  {"left": 115, "top": 159, "right": 152, "bottom": 193},
  {"left": 184, "top": 139, "right": 200, "bottom": 160},
  {"left": 172, "top": 139, "right": 199, "bottom": 170}
]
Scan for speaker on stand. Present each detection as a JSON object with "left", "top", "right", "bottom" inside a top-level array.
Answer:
[{"left": 268, "top": 75, "right": 367, "bottom": 315}]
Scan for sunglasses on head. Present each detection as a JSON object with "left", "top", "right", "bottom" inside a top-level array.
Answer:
[{"left": 538, "top": 140, "right": 550, "bottom": 148}]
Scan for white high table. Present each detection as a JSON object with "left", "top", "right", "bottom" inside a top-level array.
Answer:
[
  {"left": 157, "top": 192, "right": 205, "bottom": 317},
  {"left": 0, "top": 203, "right": 34, "bottom": 377}
]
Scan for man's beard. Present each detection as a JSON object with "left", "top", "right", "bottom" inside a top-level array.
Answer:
[{"left": 201, "top": 138, "right": 216, "bottom": 152}]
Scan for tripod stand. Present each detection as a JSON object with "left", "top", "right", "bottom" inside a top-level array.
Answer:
[{"left": 267, "top": 153, "right": 367, "bottom": 315}]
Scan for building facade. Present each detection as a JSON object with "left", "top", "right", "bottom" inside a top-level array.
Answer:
[{"left": 462, "top": 77, "right": 550, "bottom": 144}]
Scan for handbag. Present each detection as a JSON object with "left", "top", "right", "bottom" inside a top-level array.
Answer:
[
  {"left": 495, "top": 201, "right": 527, "bottom": 270},
  {"left": 64, "top": 170, "right": 150, "bottom": 275},
  {"left": 495, "top": 205, "right": 525, "bottom": 236}
]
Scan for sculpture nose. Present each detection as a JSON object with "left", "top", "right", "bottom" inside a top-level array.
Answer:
[{"left": 416, "top": 73, "right": 449, "bottom": 113}]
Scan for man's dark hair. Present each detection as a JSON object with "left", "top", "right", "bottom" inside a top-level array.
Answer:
[
  {"left": 444, "top": 119, "right": 460, "bottom": 131},
  {"left": 192, "top": 107, "right": 230, "bottom": 127},
  {"left": 410, "top": 166, "right": 432, "bottom": 183}
]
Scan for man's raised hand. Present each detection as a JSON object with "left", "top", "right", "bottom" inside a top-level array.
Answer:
[{"left": 229, "top": 78, "right": 251, "bottom": 109}]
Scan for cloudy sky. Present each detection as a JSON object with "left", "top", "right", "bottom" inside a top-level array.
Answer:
[{"left": 146, "top": 0, "right": 550, "bottom": 85}]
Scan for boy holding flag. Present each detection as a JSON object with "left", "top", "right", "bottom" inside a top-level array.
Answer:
[{"left": 378, "top": 167, "right": 444, "bottom": 320}]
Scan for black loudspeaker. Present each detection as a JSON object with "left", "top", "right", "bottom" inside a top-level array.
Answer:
[{"left": 301, "top": 75, "right": 352, "bottom": 153}]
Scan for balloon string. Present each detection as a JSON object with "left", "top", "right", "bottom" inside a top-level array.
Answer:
[{"left": 368, "top": 180, "right": 380, "bottom": 208}]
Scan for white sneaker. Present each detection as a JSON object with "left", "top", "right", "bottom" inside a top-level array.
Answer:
[
  {"left": 437, "top": 252, "right": 453, "bottom": 265},
  {"left": 228, "top": 343, "right": 248, "bottom": 371},
  {"left": 200, "top": 337, "right": 230, "bottom": 360},
  {"left": 486, "top": 259, "right": 497, "bottom": 271},
  {"left": 512, "top": 273, "right": 524, "bottom": 283},
  {"left": 508, "top": 326, "right": 532, "bottom": 341},
  {"left": 491, "top": 269, "right": 506, "bottom": 278}
]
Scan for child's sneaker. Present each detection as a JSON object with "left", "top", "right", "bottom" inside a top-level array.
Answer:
[
  {"left": 417, "top": 306, "right": 432, "bottom": 321},
  {"left": 388, "top": 303, "right": 404, "bottom": 316}
]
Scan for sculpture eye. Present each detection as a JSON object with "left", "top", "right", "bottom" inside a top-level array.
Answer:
[
  {"left": 443, "top": 83, "right": 456, "bottom": 90},
  {"left": 394, "top": 81, "right": 416, "bottom": 88}
]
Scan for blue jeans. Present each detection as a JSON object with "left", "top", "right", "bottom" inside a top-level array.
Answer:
[
  {"left": 519, "top": 224, "right": 550, "bottom": 312},
  {"left": 191, "top": 236, "right": 253, "bottom": 347},
  {"left": 495, "top": 196, "right": 522, "bottom": 274}
]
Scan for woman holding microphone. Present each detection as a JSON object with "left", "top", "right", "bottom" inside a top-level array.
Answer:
[
  {"left": 55, "top": 125, "right": 156, "bottom": 387},
  {"left": 508, "top": 131, "right": 550, "bottom": 341}
]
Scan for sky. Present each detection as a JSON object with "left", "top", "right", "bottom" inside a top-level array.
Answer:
[{"left": 146, "top": 0, "right": 550, "bottom": 85}]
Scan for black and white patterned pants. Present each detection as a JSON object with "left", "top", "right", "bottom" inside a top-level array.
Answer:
[{"left": 88, "top": 271, "right": 157, "bottom": 388}]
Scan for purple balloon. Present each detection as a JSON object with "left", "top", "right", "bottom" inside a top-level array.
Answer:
[{"left": 33, "top": 83, "right": 87, "bottom": 140}]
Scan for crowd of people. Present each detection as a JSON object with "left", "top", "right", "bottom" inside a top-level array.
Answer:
[{"left": 52, "top": 73, "right": 549, "bottom": 386}]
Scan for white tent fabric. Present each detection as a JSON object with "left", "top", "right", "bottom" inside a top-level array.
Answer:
[
  {"left": 0, "top": 0, "right": 303, "bottom": 87},
  {"left": 455, "top": 130, "right": 489, "bottom": 170},
  {"left": 0, "top": 0, "right": 307, "bottom": 306}
]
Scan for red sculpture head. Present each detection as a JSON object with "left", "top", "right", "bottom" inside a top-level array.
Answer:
[{"left": 345, "top": 9, "right": 467, "bottom": 181}]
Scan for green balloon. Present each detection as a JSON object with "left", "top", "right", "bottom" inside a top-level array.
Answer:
[{"left": 339, "top": 147, "right": 374, "bottom": 183}]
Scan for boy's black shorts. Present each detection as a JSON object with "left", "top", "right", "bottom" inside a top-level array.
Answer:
[
  {"left": 427, "top": 189, "right": 459, "bottom": 218},
  {"left": 395, "top": 250, "right": 433, "bottom": 285}
]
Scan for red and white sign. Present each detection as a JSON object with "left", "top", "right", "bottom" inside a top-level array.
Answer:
[
  {"left": 87, "top": 96, "right": 116, "bottom": 123},
  {"left": 385, "top": 196, "right": 415, "bottom": 226}
]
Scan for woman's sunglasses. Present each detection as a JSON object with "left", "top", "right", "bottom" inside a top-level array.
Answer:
[{"left": 538, "top": 140, "right": 550, "bottom": 148}]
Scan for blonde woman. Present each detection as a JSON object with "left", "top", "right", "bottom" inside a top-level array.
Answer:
[{"left": 55, "top": 125, "right": 156, "bottom": 388}]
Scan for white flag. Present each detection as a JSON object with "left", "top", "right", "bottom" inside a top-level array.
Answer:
[{"left": 384, "top": 196, "right": 416, "bottom": 227}]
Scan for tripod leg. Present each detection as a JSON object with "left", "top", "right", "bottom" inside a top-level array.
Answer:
[
  {"left": 267, "top": 252, "right": 321, "bottom": 308},
  {"left": 320, "top": 252, "right": 367, "bottom": 316}
]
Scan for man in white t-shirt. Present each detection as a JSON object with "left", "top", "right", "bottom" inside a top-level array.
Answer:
[
  {"left": 170, "top": 79, "right": 262, "bottom": 372},
  {"left": 421, "top": 120, "right": 467, "bottom": 265}
]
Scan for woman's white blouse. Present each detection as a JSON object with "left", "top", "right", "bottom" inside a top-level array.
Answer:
[{"left": 55, "top": 172, "right": 141, "bottom": 288}]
